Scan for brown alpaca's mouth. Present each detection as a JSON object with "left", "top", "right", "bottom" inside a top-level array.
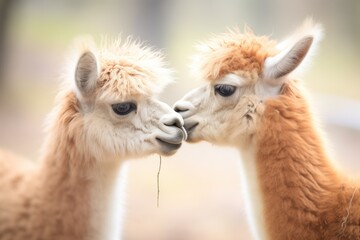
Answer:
[{"left": 184, "top": 122, "right": 199, "bottom": 135}]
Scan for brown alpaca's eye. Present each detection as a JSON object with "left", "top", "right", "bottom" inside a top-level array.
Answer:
[
  {"left": 111, "top": 102, "right": 137, "bottom": 115},
  {"left": 215, "top": 84, "right": 236, "bottom": 97}
]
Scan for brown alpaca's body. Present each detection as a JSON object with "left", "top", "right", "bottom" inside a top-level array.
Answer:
[
  {"left": 175, "top": 19, "right": 360, "bottom": 240},
  {"left": 257, "top": 83, "right": 360, "bottom": 239}
]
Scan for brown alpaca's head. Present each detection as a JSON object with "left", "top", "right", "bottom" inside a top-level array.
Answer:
[
  {"left": 174, "top": 19, "right": 322, "bottom": 147},
  {"left": 63, "top": 37, "right": 186, "bottom": 160}
]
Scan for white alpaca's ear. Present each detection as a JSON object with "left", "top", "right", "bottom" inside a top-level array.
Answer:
[
  {"left": 264, "top": 36, "right": 313, "bottom": 80},
  {"left": 75, "top": 51, "right": 98, "bottom": 97}
]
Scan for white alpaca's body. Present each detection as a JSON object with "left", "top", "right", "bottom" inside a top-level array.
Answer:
[{"left": 0, "top": 37, "right": 186, "bottom": 240}]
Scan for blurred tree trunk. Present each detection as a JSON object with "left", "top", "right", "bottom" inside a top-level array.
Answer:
[
  {"left": 0, "top": 0, "right": 15, "bottom": 95},
  {"left": 130, "top": 0, "right": 170, "bottom": 49}
]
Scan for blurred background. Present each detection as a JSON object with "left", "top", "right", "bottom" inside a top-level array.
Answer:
[{"left": 0, "top": 0, "right": 359, "bottom": 239}]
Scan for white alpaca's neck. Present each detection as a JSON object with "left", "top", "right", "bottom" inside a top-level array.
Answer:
[
  {"left": 238, "top": 145, "right": 268, "bottom": 240},
  {"left": 87, "top": 159, "right": 129, "bottom": 240},
  {"left": 37, "top": 92, "right": 130, "bottom": 240}
]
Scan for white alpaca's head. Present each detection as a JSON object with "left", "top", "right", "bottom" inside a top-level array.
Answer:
[
  {"left": 174, "top": 19, "right": 322, "bottom": 147},
  {"left": 54, "top": 37, "right": 186, "bottom": 161}
]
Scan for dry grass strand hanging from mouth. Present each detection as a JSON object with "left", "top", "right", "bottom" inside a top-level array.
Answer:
[{"left": 157, "top": 155, "right": 162, "bottom": 208}]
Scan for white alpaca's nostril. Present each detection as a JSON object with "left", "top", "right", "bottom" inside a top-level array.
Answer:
[
  {"left": 161, "top": 114, "right": 182, "bottom": 127},
  {"left": 160, "top": 114, "right": 187, "bottom": 141},
  {"left": 163, "top": 116, "right": 182, "bottom": 128}
]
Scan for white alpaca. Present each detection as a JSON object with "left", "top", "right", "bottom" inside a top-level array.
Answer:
[
  {"left": 0, "top": 36, "right": 186, "bottom": 240},
  {"left": 175, "top": 19, "right": 360, "bottom": 240}
]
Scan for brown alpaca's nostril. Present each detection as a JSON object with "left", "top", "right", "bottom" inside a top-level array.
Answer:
[{"left": 174, "top": 106, "right": 189, "bottom": 113}]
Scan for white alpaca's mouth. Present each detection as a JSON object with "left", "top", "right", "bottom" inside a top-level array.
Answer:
[
  {"left": 155, "top": 127, "right": 185, "bottom": 155},
  {"left": 156, "top": 137, "right": 182, "bottom": 155}
]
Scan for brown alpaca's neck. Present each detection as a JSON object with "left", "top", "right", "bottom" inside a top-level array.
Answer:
[
  {"left": 36, "top": 92, "right": 125, "bottom": 240},
  {"left": 252, "top": 83, "right": 360, "bottom": 240}
]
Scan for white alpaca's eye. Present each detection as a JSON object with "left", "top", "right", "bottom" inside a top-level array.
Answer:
[
  {"left": 214, "top": 84, "right": 236, "bottom": 97},
  {"left": 111, "top": 102, "right": 137, "bottom": 115}
]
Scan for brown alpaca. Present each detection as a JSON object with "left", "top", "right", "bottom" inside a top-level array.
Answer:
[
  {"left": 175, "top": 19, "right": 360, "bottom": 240},
  {"left": 0, "top": 37, "right": 186, "bottom": 240}
]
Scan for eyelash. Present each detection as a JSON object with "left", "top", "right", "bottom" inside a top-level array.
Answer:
[
  {"left": 111, "top": 102, "right": 137, "bottom": 115},
  {"left": 214, "top": 84, "right": 237, "bottom": 97}
]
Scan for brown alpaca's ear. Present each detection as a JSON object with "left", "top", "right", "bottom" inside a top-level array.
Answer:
[
  {"left": 263, "top": 18, "right": 323, "bottom": 84},
  {"left": 75, "top": 51, "right": 98, "bottom": 97},
  {"left": 263, "top": 36, "right": 313, "bottom": 80}
]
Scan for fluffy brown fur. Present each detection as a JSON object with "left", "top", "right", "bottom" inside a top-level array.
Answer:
[
  {"left": 258, "top": 82, "right": 360, "bottom": 239},
  {"left": 194, "top": 28, "right": 277, "bottom": 82}
]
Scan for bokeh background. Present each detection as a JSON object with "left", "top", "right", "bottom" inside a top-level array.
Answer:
[{"left": 0, "top": 0, "right": 359, "bottom": 239}]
